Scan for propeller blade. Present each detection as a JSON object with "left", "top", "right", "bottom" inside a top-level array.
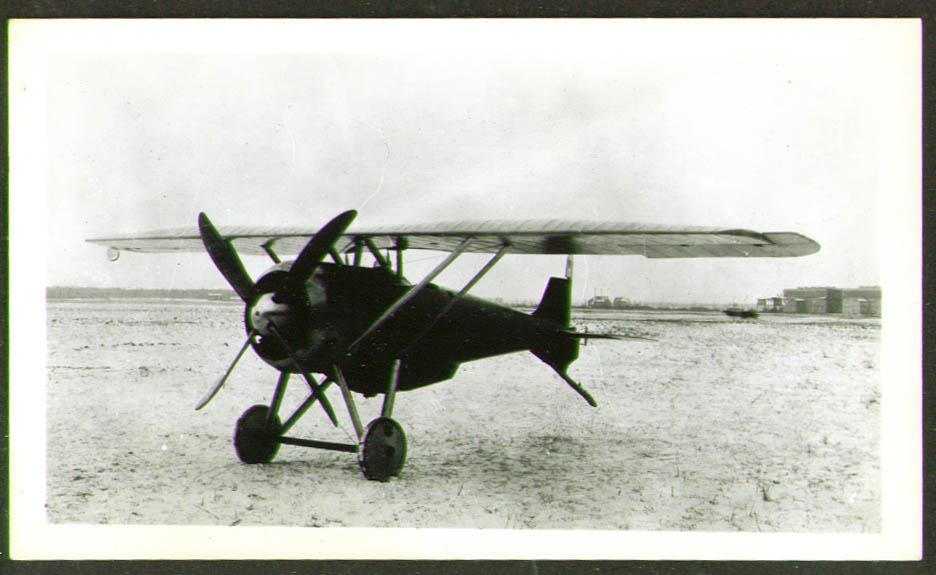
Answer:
[
  {"left": 266, "top": 322, "right": 340, "bottom": 427},
  {"left": 198, "top": 212, "right": 257, "bottom": 303},
  {"left": 196, "top": 331, "right": 256, "bottom": 411},
  {"left": 280, "top": 210, "right": 357, "bottom": 298}
]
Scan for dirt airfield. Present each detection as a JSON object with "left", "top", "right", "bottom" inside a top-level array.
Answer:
[{"left": 46, "top": 298, "right": 881, "bottom": 532}]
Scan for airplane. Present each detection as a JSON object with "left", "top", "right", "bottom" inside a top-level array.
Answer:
[
  {"left": 723, "top": 308, "right": 760, "bottom": 319},
  {"left": 88, "top": 211, "right": 819, "bottom": 481}
]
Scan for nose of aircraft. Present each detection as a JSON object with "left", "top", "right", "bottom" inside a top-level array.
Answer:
[{"left": 248, "top": 292, "right": 292, "bottom": 336}]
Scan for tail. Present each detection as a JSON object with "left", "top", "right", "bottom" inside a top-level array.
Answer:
[
  {"left": 532, "top": 276, "right": 571, "bottom": 327},
  {"left": 529, "top": 277, "right": 595, "bottom": 407},
  {"left": 530, "top": 276, "right": 577, "bottom": 371}
]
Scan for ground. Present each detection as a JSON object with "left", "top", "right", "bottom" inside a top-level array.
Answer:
[{"left": 46, "top": 299, "right": 881, "bottom": 531}]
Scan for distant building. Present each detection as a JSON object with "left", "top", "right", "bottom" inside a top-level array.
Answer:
[
  {"left": 587, "top": 296, "right": 612, "bottom": 309},
  {"left": 756, "top": 297, "right": 784, "bottom": 312},
  {"left": 782, "top": 287, "right": 843, "bottom": 314},
  {"left": 755, "top": 286, "right": 880, "bottom": 316},
  {"left": 613, "top": 297, "right": 632, "bottom": 309},
  {"left": 842, "top": 286, "right": 882, "bottom": 317}
]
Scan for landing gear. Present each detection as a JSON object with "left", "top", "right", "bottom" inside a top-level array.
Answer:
[
  {"left": 234, "top": 405, "right": 281, "bottom": 464},
  {"left": 359, "top": 417, "right": 407, "bottom": 482},
  {"left": 230, "top": 365, "right": 410, "bottom": 480}
]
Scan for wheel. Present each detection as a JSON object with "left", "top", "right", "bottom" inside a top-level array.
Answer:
[
  {"left": 234, "top": 404, "right": 281, "bottom": 464},
  {"left": 358, "top": 417, "right": 407, "bottom": 481}
]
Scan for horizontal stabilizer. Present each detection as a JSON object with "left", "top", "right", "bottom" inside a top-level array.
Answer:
[{"left": 563, "top": 331, "right": 655, "bottom": 342}]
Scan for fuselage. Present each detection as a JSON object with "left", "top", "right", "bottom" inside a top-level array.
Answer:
[{"left": 246, "top": 262, "right": 568, "bottom": 396}]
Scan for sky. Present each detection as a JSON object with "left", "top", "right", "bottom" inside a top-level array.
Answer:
[{"left": 32, "top": 19, "right": 919, "bottom": 305}]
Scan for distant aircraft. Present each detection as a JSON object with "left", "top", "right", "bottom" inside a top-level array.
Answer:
[
  {"left": 723, "top": 308, "right": 760, "bottom": 319},
  {"left": 88, "top": 212, "right": 819, "bottom": 480}
]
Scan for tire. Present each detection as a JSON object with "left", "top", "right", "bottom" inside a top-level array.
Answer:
[
  {"left": 358, "top": 417, "right": 407, "bottom": 481},
  {"left": 234, "top": 404, "right": 281, "bottom": 464}
]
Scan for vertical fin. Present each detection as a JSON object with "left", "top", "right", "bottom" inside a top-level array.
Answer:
[
  {"left": 531, "top": 275, "right": 578, "bottom": 376},
  {"left": 532, "top": 277, "right": 572, "bottom": 327},
  {"left": 531, "top": 272, "right": 595, "bottom": 406}
]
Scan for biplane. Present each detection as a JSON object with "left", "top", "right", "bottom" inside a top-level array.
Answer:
[{"left": 88, "top": 211, "right": 819, "bottom": 480}]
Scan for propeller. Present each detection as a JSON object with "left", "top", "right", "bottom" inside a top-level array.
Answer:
[
  {"left": 198, "top": 212, "right": 257, "bottom": 303},
  {"left": 195, "top": 210, "right": 357, "bottom": 416},
  {"left": 196, "top": 330, "right": 256, "bottom": 411},
  {"left": 277, "top": 209, "right": 357, "bottom": 301}
]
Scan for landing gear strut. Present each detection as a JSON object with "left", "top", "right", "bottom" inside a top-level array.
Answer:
[{"left": 232, "top": 363, "right": 411, "bottom": 481}]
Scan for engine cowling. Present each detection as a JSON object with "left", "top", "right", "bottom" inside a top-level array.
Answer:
[{"left": 245, "top": 263, "right": 343, "bottom": 373}]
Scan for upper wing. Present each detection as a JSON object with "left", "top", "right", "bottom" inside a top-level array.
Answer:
[{"left": 87, "top": 218, "right": 820, "bottom": 259}]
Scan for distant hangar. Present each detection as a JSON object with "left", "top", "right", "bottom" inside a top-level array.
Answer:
[{"left": 757, "top": 286, "right": 881, "bottom": 317}]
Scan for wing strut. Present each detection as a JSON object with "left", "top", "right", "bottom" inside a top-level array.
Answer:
[
  {"left": 394, "top": 237, "right": 408, "bottom": 279},
  {"left": 401, "top": 243, "right": 510, "bottom": 355},
  {"left": 261, "top": 241, "right": 281, "bottom": 264},
  {"left": 364, "top": 238, "right": 392, "bottom": 271},
  {"left": 352, "top": 239, "right": 364, "bottom": 266},
  {"left": 346, "top": 238, "right": 473, "bottom": 356}
]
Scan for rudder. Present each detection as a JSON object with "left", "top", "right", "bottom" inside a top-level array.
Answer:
[
  {"left": 532, "top": 277, "right": 571, "bottom": 327},
  {"left": 530, "top": 276, "right": 579, "bottom": 376}
]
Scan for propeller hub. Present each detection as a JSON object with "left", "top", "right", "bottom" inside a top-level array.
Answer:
[{"left": 248, "top": 292, "right": 292, "bottom": 337}]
